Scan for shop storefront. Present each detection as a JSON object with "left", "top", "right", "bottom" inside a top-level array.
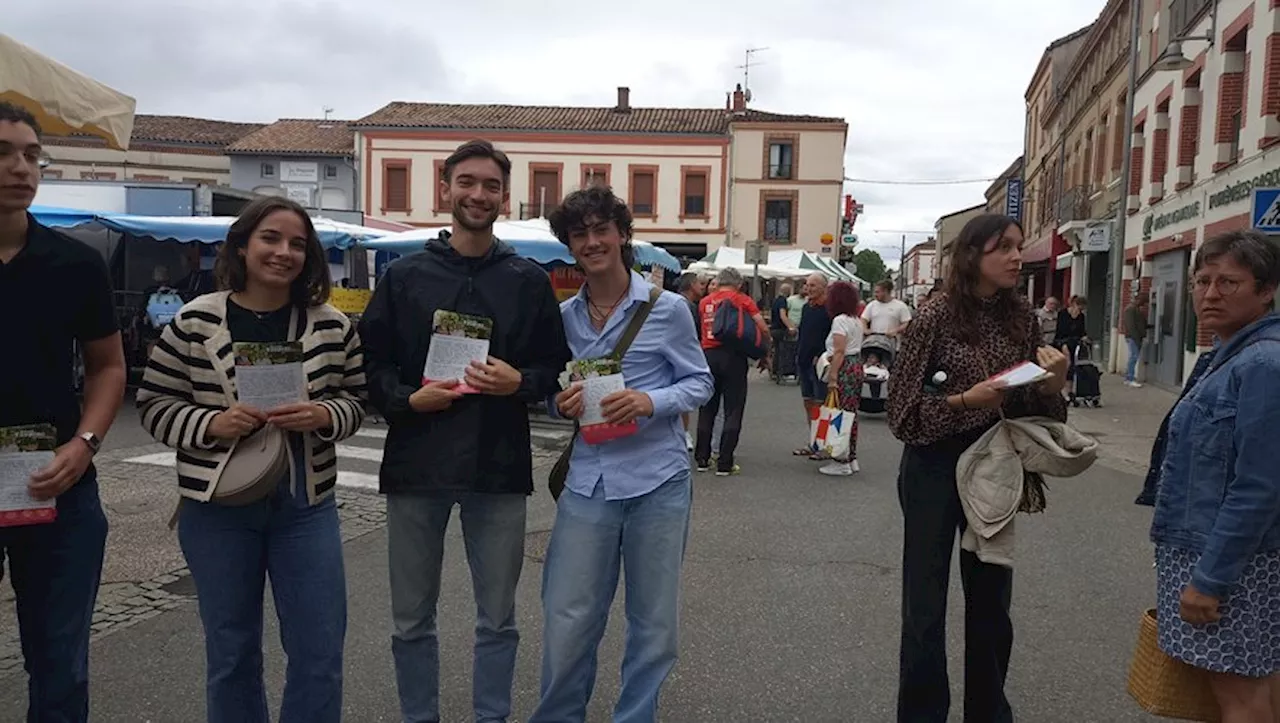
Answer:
[{"left": 1122, "top": 152, "right": 1280, "bottom": 386}]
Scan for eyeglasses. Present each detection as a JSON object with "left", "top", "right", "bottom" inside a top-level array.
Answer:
[{"left": 1192, "top": 275, "right": 1245, "bottom": 297}]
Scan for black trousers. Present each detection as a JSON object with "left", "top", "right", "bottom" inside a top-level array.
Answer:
[
  {"left": 694, "top": 347, "right": 748, "bottom": 471},
  {"left": 897, "top": 437, "right": 1014, "bottom": 723}
]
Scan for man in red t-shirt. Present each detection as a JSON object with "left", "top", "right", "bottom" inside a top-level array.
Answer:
[{"left": 694, "top": 267, "right": 768, "bottom": 476}]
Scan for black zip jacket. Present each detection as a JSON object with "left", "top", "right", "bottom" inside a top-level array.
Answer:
[{"left": 358, "top": 233, "right": 570, "bottom": 495}]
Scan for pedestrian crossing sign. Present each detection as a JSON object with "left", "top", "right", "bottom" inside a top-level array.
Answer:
[{"left": 1251, "top": 187, "right": 1280, "bottom": 232}]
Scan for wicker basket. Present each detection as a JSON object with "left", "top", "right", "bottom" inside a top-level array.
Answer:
[{"left": 1127, "top": 608, "right": 1220, "bottom": 722}]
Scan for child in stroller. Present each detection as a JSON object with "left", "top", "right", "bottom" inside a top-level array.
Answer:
[{"left": 859, "top": 333, "right": 894, "bottom": 414}]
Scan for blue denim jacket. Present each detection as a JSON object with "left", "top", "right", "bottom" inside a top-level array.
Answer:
[{"left": 1150, "top": 312, "right": 1280, "bottom": 599}]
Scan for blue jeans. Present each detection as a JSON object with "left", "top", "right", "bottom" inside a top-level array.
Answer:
[
  {"left": 530, "top": 472, "right": 692, "bottom": 723},
  {"left": 387, "top": 492, "right": 527, "bottom": 723},
  {"left": 0, "top": 471, "right": 107, "bottom": 723},
  {"left": 178, "top": 476, "right": 347, "bottom": 723},
  {"left": 1125, "top": 338, "right": 1143, "bottom": 382}
]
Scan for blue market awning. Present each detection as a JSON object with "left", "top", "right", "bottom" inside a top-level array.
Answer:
[
  {"left": 29, "top": 205, "right": 99, "bottom": 229},
  {"left": 362, "top": 222, "right": 682, "bottom": 272},
  {"left": 28, "top": 208, "right": 385, "bottom": 250}
]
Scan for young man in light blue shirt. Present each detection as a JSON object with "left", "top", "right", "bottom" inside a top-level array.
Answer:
[{"left": 532, "top": 186, "right": 713, "bottom": 723}]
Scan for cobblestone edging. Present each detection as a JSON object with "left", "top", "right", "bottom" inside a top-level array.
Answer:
[{"left": 0, "top": 488, "right": 390, "bottom": 678}]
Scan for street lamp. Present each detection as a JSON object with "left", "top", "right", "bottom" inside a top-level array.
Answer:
[{"left": 1153, "top": 1, "right": 1218, "bottom": 71}]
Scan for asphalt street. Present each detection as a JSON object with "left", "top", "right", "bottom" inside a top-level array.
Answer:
[{"left": 0, "top": 374, "right": 1169, "bottom": 722}]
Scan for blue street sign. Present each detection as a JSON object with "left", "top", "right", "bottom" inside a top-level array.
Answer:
[
  {"left": 1005, "top": 178, "right": 1023, "bottom": 221},
  {"left": 1251, "top": 187, "right": 1280, "bottom": 233}
]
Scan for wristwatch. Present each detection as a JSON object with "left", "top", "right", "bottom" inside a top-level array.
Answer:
[{"left": 78, "top": 432, "right": 102, "bottom": 455}]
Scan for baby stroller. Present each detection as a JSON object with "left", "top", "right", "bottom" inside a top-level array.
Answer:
[
  {"left": 1069, "top": 340, "right": 1102, "bottom": 407},
  {"left": 859, "top": 334, "right": 895, "bottom": 414}
]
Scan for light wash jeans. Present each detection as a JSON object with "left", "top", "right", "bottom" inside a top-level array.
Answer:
[
  {"left": 387, "top": 492, "right": 527, "bottom": 723},
  {"left": 711, "top": 410, "right": 723, "bottom": 452},
  {"left": 1125, "top": 338, "right": 1143, "bottom": 382},
  {"left": 178, "top": 474, "right": 346, "bottom": 723},
  {"left": 530, "top": 472, "right": 692, "bottom": 723}
]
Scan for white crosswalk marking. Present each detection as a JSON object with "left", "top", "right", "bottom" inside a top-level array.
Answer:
[{"left": 121, "top": 429, "right": 391, "bottom": 492}]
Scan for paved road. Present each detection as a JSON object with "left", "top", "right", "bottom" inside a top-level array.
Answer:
[{"left": 0, "top": 374, "right": 1168, "bottom": 722}]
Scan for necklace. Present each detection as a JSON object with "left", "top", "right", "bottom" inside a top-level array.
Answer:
[{"left": 586, "top": 279, "right": 631, "bottom": 330}]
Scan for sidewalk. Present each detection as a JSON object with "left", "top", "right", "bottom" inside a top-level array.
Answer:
[{"left": 1066, "top": 372, "right": 1176, "bottom": 476}]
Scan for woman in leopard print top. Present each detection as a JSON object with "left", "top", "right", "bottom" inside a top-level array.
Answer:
[{"left": 887, "top": 213, "right": 1069, "bottom": 722}]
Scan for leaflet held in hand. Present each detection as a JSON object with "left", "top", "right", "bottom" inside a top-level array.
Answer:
[
  {"left": 233, "top": 342, "right": 308, "bottom": 411},
  {"left": 423, "top": 311, "right": 493, "bottom": 394},
  {"left": 0, "top": 424, "right": 58, "bottom": 526},
  {"left": 569, "top": 358, "right": 637, "bottom": 444},
  {"left": 987, "top": 361, "right": 1051, "bottom": 389}
]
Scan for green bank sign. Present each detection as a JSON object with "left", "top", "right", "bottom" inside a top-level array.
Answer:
[
  {"left": 1208, "top": 166, "right": 1280, "bottom": 210},
  {"left": 1142, "top": 200, "right": 1201, "bottom": 241}
]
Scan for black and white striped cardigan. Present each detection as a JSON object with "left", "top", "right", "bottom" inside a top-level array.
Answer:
[{"left": 136, "top": 291, "right": 367, "bottom": 505}]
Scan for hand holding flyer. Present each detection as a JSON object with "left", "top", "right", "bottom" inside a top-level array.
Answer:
[
  {"left": 423, "top": 311, "right": 493, "bottom": 394},
  {"left": 0, "top": 424, "right": 58, "bottom": 527},
  {"left": 568, "top": 358, "right": 638, "bottom": 444},
  {"left": 987, "top": 361, "right": 1051, "bottom": 389}
]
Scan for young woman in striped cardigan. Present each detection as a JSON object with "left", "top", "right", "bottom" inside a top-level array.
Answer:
[{"left": 136, "top": 196, "right": 366, "bottom": 723}]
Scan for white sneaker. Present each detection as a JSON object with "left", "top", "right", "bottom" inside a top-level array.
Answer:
[
  {"left": 819, "top": 461, "right": 854, "bottom": 476},
  {"left": 685, "top": 432, "right": 694, "bottom": 451},
  {"left": 1127, "top": 381, "right": 1144, "bottom": 388}
]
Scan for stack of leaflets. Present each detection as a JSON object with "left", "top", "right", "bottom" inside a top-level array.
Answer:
[
  {"left": 988, "top": 361, "right": 1051, "bottom": 389},
  {"left": 423, "top": 311, "right": 494, "bottom": 394},
  {"left": 233, "top": 341, "right": 308, "bottom": 410},
  {"left": 0, "top": 424, "right": 58, "bottom": 526},
  {"left": 566, "top": 358, "right": 637, "bottom": 445}
]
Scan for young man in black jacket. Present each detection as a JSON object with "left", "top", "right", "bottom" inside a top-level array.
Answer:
[{"left": 358, "top": 139, "right": 570, "bottom": 723}]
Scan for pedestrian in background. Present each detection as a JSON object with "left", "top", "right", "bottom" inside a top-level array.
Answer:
[
  {"left": 1123, "top": 294, "right": 1150, "bottom": 387},
  {"left": 1148, "top": 230, "right": 1280, "bottom": 721},
  {"left": 676, "top": 271, "right": 706, "bottom": 450},
  {"left": 888, "top": 213, "right": 1067, "bottom": 723},
  {"left": 793, "top": 273, "right": 831, "bottom": 456},
  {"left": 0, "top": 101, "right": 127, "bottom": 723},
  {"left": 818, "top": 281, "right": 864, "bottom": 477},
  {"left": 695, "top": 267, "right": 767, "bottom": 476},
  {"left": 138, "top": 196, "right": 367, "bottom": 723},
  {"left": 358, "top": 140, "right": 569, "bottom": 723}
]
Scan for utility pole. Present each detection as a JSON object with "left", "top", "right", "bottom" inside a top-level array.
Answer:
[
  {"left": 1105, "top": 0, "right": 1143, "bottom": 372},
  {"left": 900, "top": 234, "right": 907, "bottom": 299}
]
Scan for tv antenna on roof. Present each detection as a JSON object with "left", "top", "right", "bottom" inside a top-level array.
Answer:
[
  {"left": 738, "top": 47, "right": 768, "bottom": 103},
  {"left": 322, "top": 107, "right": 334, "bottom": 121}
]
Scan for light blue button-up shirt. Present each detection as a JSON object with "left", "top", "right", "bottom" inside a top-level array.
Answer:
[{"left": 557, "top": 271, "right": 713, "bottom": 500}]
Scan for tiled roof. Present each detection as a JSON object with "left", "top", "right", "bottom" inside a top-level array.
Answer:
[
  {"left": 731, "top": 109, "right": 845, "bottom": 124},
  {"left": 129, "top": 115, "right": 264, "bottom": 146},
  {"left": 226, "top": 119, "right": 354, "bottom": 156},
  {"left": 353, "top": 102, "right": 844, "bottom": 134}
]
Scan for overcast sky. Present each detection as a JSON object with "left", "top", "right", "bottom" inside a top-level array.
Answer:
[{"left": 11, "top": 0, "right": 1104, "bottom": 264}]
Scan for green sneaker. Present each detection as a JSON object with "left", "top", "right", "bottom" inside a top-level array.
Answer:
[{"left": 714, "top": 464, "right": 741, "bottom": 477}]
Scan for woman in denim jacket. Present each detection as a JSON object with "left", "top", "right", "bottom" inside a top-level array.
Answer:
[{"left": 1151, "top": 230, "right": 1280, "bottom": 720}]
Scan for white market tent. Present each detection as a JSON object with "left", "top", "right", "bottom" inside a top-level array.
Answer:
[
  {"left": 688, "top": 246, "right": 867, "bottom": 287},
  {"left": 0, "top": 33, "right": 136, "bottom": 150}
]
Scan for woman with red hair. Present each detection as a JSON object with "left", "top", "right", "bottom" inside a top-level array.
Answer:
[{"left": 819, "top": 281, "right": 864, "bottom": 476}]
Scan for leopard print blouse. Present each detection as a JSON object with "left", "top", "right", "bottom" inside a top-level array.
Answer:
[{"left": 887, "top": 292, "right": 1068, "bottom": 448}]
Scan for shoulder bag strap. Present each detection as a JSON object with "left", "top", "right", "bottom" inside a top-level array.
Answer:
[{"left": 610, "top": 286, "right": 663, "bottom": 361}]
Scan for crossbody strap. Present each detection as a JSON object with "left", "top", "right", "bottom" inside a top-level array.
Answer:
[{"left": 610, "top": 286, "right": 663, "bottom": 361}]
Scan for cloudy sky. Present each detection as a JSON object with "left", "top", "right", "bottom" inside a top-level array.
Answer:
[{"left": 11, "top": 0, "right": 1104, "bottom": 264}]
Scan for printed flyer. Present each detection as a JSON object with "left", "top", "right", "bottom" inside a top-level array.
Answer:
[
  {"left": 233, "top": 341, "right": 308, "bottom": 410},
  {"left": 423, "top": 311, "right": 494, "bottom": 394},
  {"left": 567, "top": 358, "right": 636, "bottom": 445},
  {"left": 0, "top": 424, "right": 58, "bottom": 526}
]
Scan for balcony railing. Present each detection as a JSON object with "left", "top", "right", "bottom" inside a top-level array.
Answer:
[
  {"left": 767, "top": 163, "right": 793, "bottom": 179},
  {"left": 1056, "top": 185, "right": 1093, "bottom": 223}
]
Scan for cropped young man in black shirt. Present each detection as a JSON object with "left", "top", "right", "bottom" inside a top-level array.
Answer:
[{"left": 0, "top": 102, "right": 126, "bottom": 721}]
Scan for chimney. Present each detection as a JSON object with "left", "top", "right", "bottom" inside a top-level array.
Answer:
[
  {"left": 615, "top": 86, "right": 631, "bottom": 113},
  {"left": 731, "top": 83, "right": 746, "bottom": 112}
]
